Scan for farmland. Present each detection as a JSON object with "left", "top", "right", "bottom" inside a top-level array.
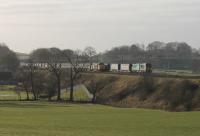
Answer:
[
  {"left": 153, "top": 69, "right": 200, "bottom": 77},
  {"left": 0, "top": 85, "right": 91, "bottom": 101},
  {"left": 0, "top": 101, "right": 200, "bottom": 136}
]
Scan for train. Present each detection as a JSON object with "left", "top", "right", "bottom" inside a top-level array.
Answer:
[{"left": 20, "top": 62, "right": 152, "bottom": 73}]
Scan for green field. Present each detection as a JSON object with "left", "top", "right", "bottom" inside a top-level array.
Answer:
[
  {"left": 0, "top": 85, "right": 91, "bottom": 101},
  {"left": 0, "top": 101, "right": 200, "bottom": 136},
  {"left": 153, "top": 69, "right": 200, "bottom": 76},
  {"left": 0, "top": 85, "right": 31, "bottom": 100}
]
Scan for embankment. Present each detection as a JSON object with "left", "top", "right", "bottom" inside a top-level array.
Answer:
[{"left": 80, "top": 73, "right": 200, "bottom": 111}]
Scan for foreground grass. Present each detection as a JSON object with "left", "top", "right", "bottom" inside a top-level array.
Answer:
[{"left": 0, "top": 102, "right": 200, "bottom": 136}]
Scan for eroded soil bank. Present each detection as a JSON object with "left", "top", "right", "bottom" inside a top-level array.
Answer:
[{"left": 79, "top": 73, "right": 200, "bottom": 111}]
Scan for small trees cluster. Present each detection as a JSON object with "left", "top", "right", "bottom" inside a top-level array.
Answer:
[
  {"left": 64, "top": 48, "right": 95, "bottom": 101},
  {"left": 102, "top": 41, "right": 198, "bottom": 70},
  {"left": 15, "top": 46, "right": 97, "bottom": 101},
  {"left": 30, "top": 48, "right": 64, "bottom": 100}
]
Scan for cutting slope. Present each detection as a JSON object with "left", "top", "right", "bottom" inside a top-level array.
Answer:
[{"left": 81, "top": 73, "right": 200, "bottom": 111}]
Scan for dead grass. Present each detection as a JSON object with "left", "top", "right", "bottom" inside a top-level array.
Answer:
[{"left": 81, "top": 73, "right": 200, "bottom": 111}]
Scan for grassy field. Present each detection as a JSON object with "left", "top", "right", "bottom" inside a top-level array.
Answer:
[
  {"left": 0, "top": 85, "right": 31, "bottom": 100},
  {"left": 0, "top": 85, "right": 91, "bottom": 101},
  {"left": 0, "top": 101, "right": 200, "bottom": 136},
  {"left": 0, "top": 90, "right": 33, "bottom": 101}
]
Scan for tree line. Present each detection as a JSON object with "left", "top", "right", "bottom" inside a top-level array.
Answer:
[
  {"left": 0, "top": 43, "right": 97, "bottom": 102},
  {"left": 101, "top": 41, "right": 200, "bottom": 71},
  {"left": 0, "top": 44, "right": 19, "bottom": 73}
]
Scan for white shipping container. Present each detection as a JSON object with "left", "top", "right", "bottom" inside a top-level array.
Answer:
[
  {"left": 20, "top": 62, "right": 26, "bottom": 67},
  {"left": 91, "top": 63, "right": 98, "bottom": 71},
  {"left": 120, "top": 64, "right": 130, "bottom": 71},
  {"left": 86, "top": 63, "right": 91, "bottom": 70},
  {"left": 44, "top": 63, "right": 48, "bottom": 68},
  {"left": 140, "top": 63, "right": 147, "bottom": 72},
  {"left": 110, "top": 64, "right": 119, "bottom": 71},
  {"left": 82, "top": 63, "right": 90, "bottom": 69},
  {"left": 62, "top": 63, "right": 72, "bottom": 68},
  {"left": 132, "top": 63, "right": 140, "bottom": 72}
]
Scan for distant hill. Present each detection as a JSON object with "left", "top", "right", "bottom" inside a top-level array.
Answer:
[{"left": 15, "top": 52, "right": 29, "bottom": 62}]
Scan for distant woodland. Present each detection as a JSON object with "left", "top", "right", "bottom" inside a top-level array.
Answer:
[
  {"left": 1, "top": 41, "right": 200, "bottom": 72},
  {"left": 101, "top": 41, "right": 200, "bottom": 71}
]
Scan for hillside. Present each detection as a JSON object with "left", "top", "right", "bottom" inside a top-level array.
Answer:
[{"left": 80, "top": 73, "right": 200, "bottom": 111}]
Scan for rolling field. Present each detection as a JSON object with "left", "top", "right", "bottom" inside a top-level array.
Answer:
[
  {"left": 153, "top": 69, "right": 200, "bottom": 77},
  {"left": 0, "top": 101, "right": 200, "bottom": 136},
  {"left": 0, "top": 85, "right": 32, "bottom": 100},
  {"left": 0, "top": 85, "right": 91, "bottom": 101}
]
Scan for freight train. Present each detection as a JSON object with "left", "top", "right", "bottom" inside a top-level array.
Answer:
[{"left": 20, "top": 62, "right": 152, "bottom": 73}]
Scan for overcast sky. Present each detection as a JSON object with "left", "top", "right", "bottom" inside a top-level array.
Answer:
[{"left": 0, "top": 0, "right": 200, "bottom": 53}]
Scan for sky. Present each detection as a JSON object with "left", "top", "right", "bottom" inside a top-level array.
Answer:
[{"left": 0, "top": 0, "right": 200, "bottom": 53}]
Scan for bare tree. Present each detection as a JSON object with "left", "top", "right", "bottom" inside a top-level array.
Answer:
[
  {"left": 86, "top": 79, "right": 105, "bottom": 103},
  {"left": 84, "top": 46, "right": 97, "bottom": 69},
  {"left": 31, "top": 48, "right": 63, "bottom": 101},
  {"left": 16, "top": 59, "right": 38, "bottom": 100},
  {"left": 27, "top": 60, "right": 38, "bottom": 100},
  {"left": 63, "top": 49, "right": 90, "bottom": 102},
  {"left": 43, "top": 73, "right": 57, "bottom": 101},
  {"left": 16, "top": 68, "right": 30, "bottom": 100}
]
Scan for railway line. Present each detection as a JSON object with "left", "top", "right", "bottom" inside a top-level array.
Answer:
[
  {"left": 20, "top": 62, "right": 200, "bottom": 79},
  {"left": 83, "top": 71, "right": 200, "bottom": 79}
]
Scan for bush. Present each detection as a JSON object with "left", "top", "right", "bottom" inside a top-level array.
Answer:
[
  {"left": 160, "top": 80, "right": 199, "bottom": 111},
  {"left": 136, "top": 77, "right": 156, "bottom": 101}
]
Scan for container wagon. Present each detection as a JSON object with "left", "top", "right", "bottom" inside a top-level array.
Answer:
[
  {"left": 110, "top": 64, "right": 120, "bottom": 72},
  {"left": 120, "top": 64, "right": 132, "bottom": 72}
]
